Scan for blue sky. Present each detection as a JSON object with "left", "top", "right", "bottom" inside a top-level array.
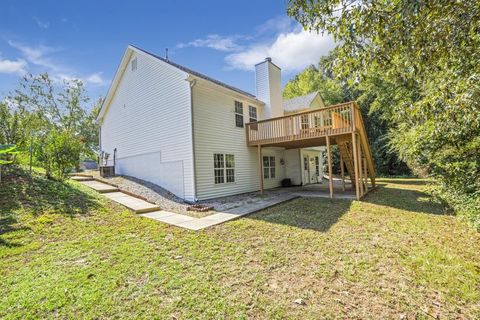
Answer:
[{"left": 0, "top": 1, "right": 334, "bottom": 103}]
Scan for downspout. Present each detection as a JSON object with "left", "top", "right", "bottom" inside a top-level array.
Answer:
[
  {"left": 189, "top": 78, "right": 198, "bottom": 202},
  {"left": 98, "top": 121, "right": 102, "bottom": 167}
]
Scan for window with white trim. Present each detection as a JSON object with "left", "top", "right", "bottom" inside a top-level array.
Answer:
[
  {"left": 301, "top": 114, "right": 309, "bottom": 130},
  {"left": 235, "top": 101, "right": 244, "bottom": 128},
  {"left": 263, "top": 156, "right": 276, "bottom": 179},
  {"left": 214, "top": 153, "right": 235, "bottom": 184},
  {"left": 248, "top": 106, "right": 257, "bottom": 122},
  {"left": 315, "top": 156, "right": 320, "bottom": 175}
]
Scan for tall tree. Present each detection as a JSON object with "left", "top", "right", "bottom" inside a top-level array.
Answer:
[
  {"left": 287, "top": 0, "right": 480, "bottom": 223},
  {"left": 4, "top": 73, "right": 100, "bottom": 179},
  {"left": 283, "top": 52, "right": 410, "bottom": 175}
]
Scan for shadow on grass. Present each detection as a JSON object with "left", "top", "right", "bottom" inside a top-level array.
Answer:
[
  {"left": 248, "top": 180, "right": 450, "bottom": 232},
  {"left": 377, "top": 178, "right": 430, "bottom": 186},
  {"left": 365, "top": 182, "right": 450, "bottom": 215},
  {"left": 0, "top": 167, "right": 101, "bottom": 247},
  {"left": 0, "top": 215, "right": 29, "bottom": 247},
  {"left": 248, "top": 197, "right": 353, "bottom": 232}
]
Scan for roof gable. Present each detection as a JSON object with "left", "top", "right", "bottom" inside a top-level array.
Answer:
[
  {"left": 98, "top": 45, "right": 262, "bottom": 122},
  {"left": 282, "top": 92, "right": 323, "bottom": 113}
]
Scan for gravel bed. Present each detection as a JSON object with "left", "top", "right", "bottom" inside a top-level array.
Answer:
[{"left": 92, "top": 174, "right": 195, "bottom": 215}]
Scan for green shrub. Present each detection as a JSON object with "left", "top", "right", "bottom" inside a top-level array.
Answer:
[{"left": 34, "top": 130, "right": 82, "bottom": 181}]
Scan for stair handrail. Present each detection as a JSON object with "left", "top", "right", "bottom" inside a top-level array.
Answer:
[{"left": 352, "top": 102, "right": 376, "bottom": 180}]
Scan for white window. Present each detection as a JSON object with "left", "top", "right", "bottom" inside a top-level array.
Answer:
[
  {"left": 301, "top": 114, "right": 309, "bottom": 130},
  {"left": 235, "top": 101, "right": 243, "bottom": 128},
  {"left": 263, "top": 156, "right": 276, "bottom": 179},
  {"left": 225, "top": 154, "right": 235, "bottom": 183},
  {"left": 248, "top": 106, "right": 257, "bottom": 122},
  {"left": 315, "top": 156, "right": 320, "bottom": 175},
  {"left": 131, "top": 57, "right": 137, "bottom": 71},
  {"left": 214, "top": 153, "right": 235, "bottom": 184},
  {"left": 324, "top": 111, "right": 332, "bottom": 127}
]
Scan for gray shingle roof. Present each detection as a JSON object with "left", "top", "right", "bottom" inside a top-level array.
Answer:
[
  {"left": 282, "top": 92, "right": 319, "bottom": 112},
  {"left": 131, "top": 45, "right": 258, "bottom": 100}
]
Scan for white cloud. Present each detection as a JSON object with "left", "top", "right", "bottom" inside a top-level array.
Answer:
[
  {"left": 0, "top": 56, "right": 27, "bottom": 75},
  {"left": 85, "top": 72, "right": 106, "bottom": 86},
  {"left": 177, "top": 34, "right": 242, "bottom": 52},
  {"left": 6, "top": 40, "right": 108, "bottom": 87},
  {"left": 177, "top": 16, "right": 336, "bottom": 72},
  {"left": 8, "top": 40, "right": 59, "bottom": 71},
  {"left": 225, "top": 27, "right": 335, "bottom": 72},
  {"left": 255, "top": 16, "right": 295, "bottom": 36},
  {"left": 33, "top": 16, "right": 50, "bottom": 29}
]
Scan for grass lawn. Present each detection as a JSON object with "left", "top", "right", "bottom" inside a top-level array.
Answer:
[{"left": 1, "top": 169, "right": 479, "bottom": 319}]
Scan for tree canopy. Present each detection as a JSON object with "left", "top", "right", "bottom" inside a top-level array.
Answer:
[
  {"left": 1, "top": 74, "right": 101, "bottom": 180},
  {"left": 287, "top": 0, "right": 480, "bottom": 226}
]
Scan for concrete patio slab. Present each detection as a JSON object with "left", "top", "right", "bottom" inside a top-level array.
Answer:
[
  {"left": 80, "top": 180, "right": 119, "bottom": 193},
  {"left": 103, "top": 192, "right": 160, "bottom": 213}
]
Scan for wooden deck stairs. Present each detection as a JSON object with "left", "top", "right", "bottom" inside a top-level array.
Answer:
[{"left": 337, "top": 139, "right": 356, "bottom": 185}]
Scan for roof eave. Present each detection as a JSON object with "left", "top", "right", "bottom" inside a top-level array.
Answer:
[
  {"left": 187, "top": 75, "right": 265, "bottom": 106},
  {"left": 97, "top": 46, "right": 135, "bottom": 122}
]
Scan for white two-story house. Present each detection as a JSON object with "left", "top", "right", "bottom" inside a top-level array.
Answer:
[{"left": 97, "top": 45, "right": 332, "bottom": 202}]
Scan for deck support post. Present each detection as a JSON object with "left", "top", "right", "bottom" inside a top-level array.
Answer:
[
  {"left": 258, "top": 145, "right": 263, "bottom": 195},
  {"left": 357, "top": 136, "right": 364, "bottom": 197},
  {"left": 363, "top": 157, "right": 368, "bottom": 192},
  {"left": 352, "top": 132, "right": 360, "bottom": 200},
  {"left": 326, "top": 135, "right": 334, "bottom": 198},
  {"left": 340, "top": 153, "right": 345, "bottom": 192}
]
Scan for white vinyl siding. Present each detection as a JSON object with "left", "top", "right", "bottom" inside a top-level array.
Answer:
[
  {"left": 285, "top": 149, "right": 302, "bottom": 185},
  {"left": 100, "top": 50, "right": 195, "bottom": 200},
  {"left": 193, "top": 83, "right": 287, "bottom": 200}
]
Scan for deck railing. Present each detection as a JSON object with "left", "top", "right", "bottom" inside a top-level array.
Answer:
[{"left": 246, "top": 102, "right": 358, "bottom": 146}]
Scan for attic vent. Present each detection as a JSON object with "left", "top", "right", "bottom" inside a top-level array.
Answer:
[{"left": 131, "top": 57, "right": 137, "bottom": 71}]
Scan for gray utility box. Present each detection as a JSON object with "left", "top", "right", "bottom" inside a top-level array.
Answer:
[{"left": 99, "top": 166, "right": 115, "bottom": 177}]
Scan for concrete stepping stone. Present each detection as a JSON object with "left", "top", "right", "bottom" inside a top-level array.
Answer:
[
  {"left": 71, "top": 176, "right": 94, "bottom": 181},
  {"left": 80, "top": 180, "right": 119, "bottom": 193},
  {"left": 70, "top": 173, "right": 94, "bottom": 177},
  {"left": 103, "top": 192, "right": 160, "bottom": 213}
]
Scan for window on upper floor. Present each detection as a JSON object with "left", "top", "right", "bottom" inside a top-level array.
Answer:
[
  {"left": 249, "top": 106, "right": 257, "bottom": 122},
  {"left": 301, "top": 114, "right": 309, "bottom": 130},
  {"left": 235, "top": 101, "right": 244, "bottom": 128},
  {"left": 248, "top": 105, "right": 258, "bottom": 130},
  {"left": 131, "top": 57, "right": 138, "bottom": 71}
]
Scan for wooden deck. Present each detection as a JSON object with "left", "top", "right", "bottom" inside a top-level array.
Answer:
[{"left": 246, "top": 101, "right": 376, "bottom": 200}]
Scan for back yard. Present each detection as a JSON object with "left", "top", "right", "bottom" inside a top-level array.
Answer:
[{"left": 1, "top": 170, "right": 479, "bottom": 319}]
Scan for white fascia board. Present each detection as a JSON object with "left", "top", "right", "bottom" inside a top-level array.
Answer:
[{"left": 188, "top": 75, "right": 265, "bottom": 106}]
